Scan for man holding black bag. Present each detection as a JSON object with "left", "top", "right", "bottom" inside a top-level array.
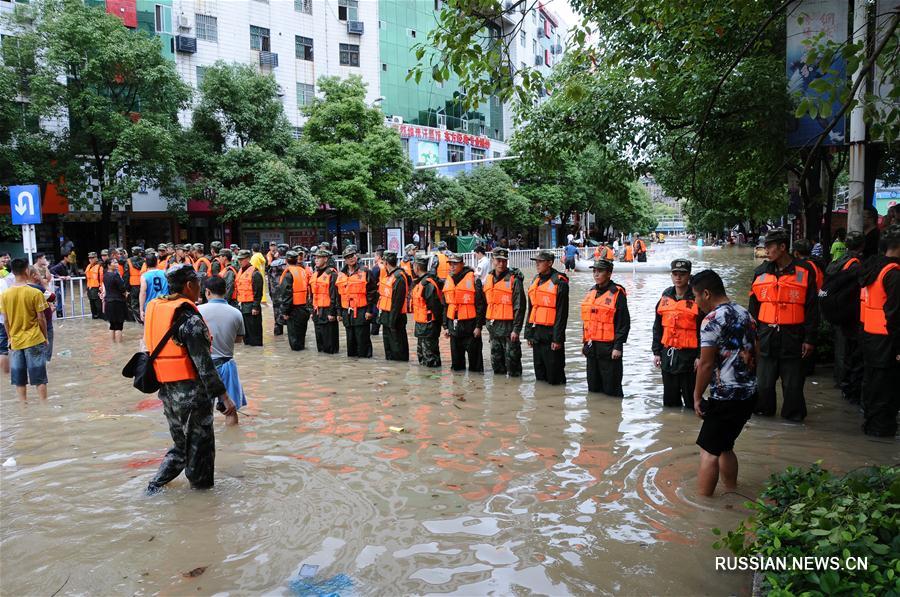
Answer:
[{"left": 142, "top": 264, "right": 235, "bottom": 495}]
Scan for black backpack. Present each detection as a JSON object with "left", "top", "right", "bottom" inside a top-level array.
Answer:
[{"left": 819, "top": 261, "right": 860, "bottom": 326}]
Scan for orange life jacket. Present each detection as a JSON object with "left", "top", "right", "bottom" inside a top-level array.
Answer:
[
  {"left": 400, "top": 259, "right": 413, "bottom": 278},
  {"left": 657, "top": 295, "right": 699, "bottom": 349},
  {"left": 485, "top": 272, "right": 515, "bottom": 321},
  {"left": 623, "top": 245, "right": 634, "bottom": 262},
  {"left": 411, "top": 277, "right": 442, "bottom": 323},
  {"left": 266, "top": 251, "right": 274, "bottom": 265},
  {"left": 236, "top": 266, "right": 256, "bottom": 304},
  {"left": 279, "top": 265, "right": 309, "bottom": 306},
  {"left": 593, "top": 246, "right": 613, "bottom": 260},
  {"left": 581, "top": 287, "right": 621, "bottom": 342},
  {"left": 435, "top": 253, "right": 450, "bottom": 280},
  {"left": 377, "top": 270, "right": 408, "bottom": 313},
  {"left": 842, "top": 257, "right": 860, "bottom": 271},
  {"left": 634, "top": 239, "right": 646, "bottom": 253},
  {"left": 336, "top": 268, "right": 369, "bottom": 311},
  {"left": 143, "top": 297, "right": 204, "bottom": 383},
  {"left": 129, "top": 258, "right": 143, "bottom": 286},
  {"left": 806, "top": 260, "right": 823, "bottom": 290},
  {"left": 311, "top": 270, "right": 334, "bottom": 309},
  {"left": 86, "top": 263, "right": 103, "bottom": 288},
  {"left": 860, "top": 262, "right": 900, "bottom": 335},
  {"left": 444, "top": 271, "right": 477, "bottom": 320},
  {"left": 218, "top": 264, "right": 238, "bottom": 299},
  {"left": 751, "top": 268, "right": 809, "bottom": 325},
  {"left": 528, "top": 276, "right": 559, "bottom": 326},
  {"left": 193, "top": 256, "right": 212, "bottom": 274},
  {"left": 157, "top": 258, "right": 168, "bottom": 270}
]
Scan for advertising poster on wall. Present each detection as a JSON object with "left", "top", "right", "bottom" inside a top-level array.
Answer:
[
  {"left": 386, "top": 227, "right": 403, "bottom": 253},
  {"left": 417, "top": 141, "right": 440, "bottom": 167}
]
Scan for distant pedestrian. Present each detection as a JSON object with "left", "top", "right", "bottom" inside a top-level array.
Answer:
[
  {"left": 691, "top": 269, "right": 757, "bottom": 497},
  {"left": 0, "top": 259, "right": 50, "bottom": 400},
  {"left": 829, "top": 228, "right": 847, "bottom": 262},
  {"left": 139, "top": 253, "right": 168, "bottom": 322},
  {"left": 0, "top": 270, "right": 12, "bottom": 374},
  {"left": 473, "top": 245, "right": 490, "bottom": 284},
  {"left": 564, "top": 241, "right": 578, "bottom": 273},
  {"left": 27, "top": 266, "right": 55, "bottom": 361},
  {"left": 102, "top": 258, "right": 128, "bottom": 343}
]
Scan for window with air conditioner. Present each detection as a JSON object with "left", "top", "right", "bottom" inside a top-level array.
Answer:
[
  {"left": 250, "top": 25, "right": 270, "bottom": 51},
  {"left": 154, "top": 4, "right": 172, "bottom": 34},
  {"left": 447, "top": 144, "right": 465, "bottom": 163},
  {"left": 295, "top": 36, "right": 313, "bottom": 61},
  {"left": 195, "top": 14, "right": 217, "bottom": 42},
  {"left": 337, "top": 0, "right": 358, "bottom": 22},
  {"left": 339, "top": 43, "right": 359, "bottom": 67}
]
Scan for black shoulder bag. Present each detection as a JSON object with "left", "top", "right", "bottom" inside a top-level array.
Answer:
[{"left": 121, "top": 318, "right": 182, "bottom": 394}]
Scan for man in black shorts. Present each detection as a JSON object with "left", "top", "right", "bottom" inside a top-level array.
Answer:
[{"left": 691, "top": 270, "right": 758, "bottom": 497}]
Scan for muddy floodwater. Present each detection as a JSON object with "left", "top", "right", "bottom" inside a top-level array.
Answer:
[{"left": 1, "top": 243, "right": 897, "bottom": 595}]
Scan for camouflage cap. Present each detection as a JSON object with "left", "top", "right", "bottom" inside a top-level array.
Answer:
[
  {"left": 530, "top": 249, "right": 556, "bottom": 262},
  {"left": 166, "top": 242, "right": 175, "bottom": 249},
  {"left": 315, "top": 248, "right": 332, "bottom": 258},
  {"left": 285, "top": 250, "right": 299, "bottom": 259},
  {"left": 382, "top": 250, "right": 397, "bottom": 260},
  {"left": 210, "top": 240, "right": 223, "bottom": 250},
  {"left": 157, "top": 243, "right": 167, "bottom": 250},
  {"left": 493, "top": 248, "right": 509, "bottom": 260},
  {"left": 882, "top": 223, "right": 900, "bottom": 244},
  {"left": 591, "top": 258, "right": 614, "bottom": 271},
  {"left": 415, "top": 255, "right": 430, "bottom": 266},
  {"left": 764, "top": 228, "right": 790, "bottom": 245},
  {"left": 236, "top": 249, "right": 252, "bottom": 259},
  {"left": 229, "top": 244, "right": 240, "bottom": 250},
  {"left": 88, "top": 251, "right": 98, "bottom": 258},
  {"left": 218, "top": 248, "right": 233, "bottom": 259},
  {"left": 845, "top": 230, "right": 864, "bottom": 250},
  {"left": 131, "top": 246, "right": 143, "bottom": 254},
  {"left": 192, "top": 242, "right": 204, "bottom": 251},
  {"left": 670, "top": 259, "right": 692, "bottom": 273},
  {"left": 793, "top": 239, "right": 813, "bottom": 255},
  {"left": 342, "top": 244, "right": 359, "bottom": 257},
  {"left": 447, "top": 253, "right": 464, "bottom": 263},
  {"left": 292, "top": 245, "right": 305, "bottom": 253},
  {"left": 436, "top": 241, "right": 448, "bottom": 250},
  {"left": 277, "top": 243, "right": 290, "bottom": 252},
  {"left": 404, "top": 243, "right": 417, "bottom": 252},
  {"left": 100, "top": 249, "right": 109, "bottom": 256}
]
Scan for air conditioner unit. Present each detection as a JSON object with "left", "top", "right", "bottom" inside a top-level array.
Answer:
[
  {"left": 534, "top": 55, "right": 544, "bottom": 66},
  {"left": 178, "top": 14, "right": 190, "bottom": 29},
  {"left": 347, "top": 20, "right": 364, "bottom": 35},
  {"left": 537, "top": 28, "right": 545, "bottom": 38},
  {"left": 175, "top": 36, "right": 197, "bottom": 54},
  {"left": 390, "top": 115, "right": 404, "bottom": 125},
  {"left": 259, "top": 51, "right": 279, "bottom": 68}
]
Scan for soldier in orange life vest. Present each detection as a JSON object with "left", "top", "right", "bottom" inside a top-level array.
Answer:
[
  {"left": 85, "top": 251, "right": 104, "bottom": 319},
  {"left": 311, "top": 248, "right": 340, "bottom": 354},
  {"left": 634, "top": 235, "right": 648, "bottom": 262},
  {"left": 209, "top": 241, "right": 223, "bottom": 277},
  {"left": 622, "top": 240, "right": 634, "bottom": 263},
  {"left": 429, "top": 241, "right": 452, "bottom": 285},
  {"left": 143, "top": 264, "right": 235, "bottom": 495},
  {"left": 276, "top": 250, "right": 312, "bottom": 351},
  {"left": 524, "top": 249, "right": 569, "bottom": 385},
  {"left": 336, "top": 245, "right": 377, "bottom": 358},
  {"left": 235, "top": 249, "right": 264, "bottom": 346},
  {"left": 857, "top": 224, "right": 900, "bottom": 437},
  {"left": 127, "top": 246, "right": 145, "bottom": 322},
  {"left": 485, "top": 247, "right": 526, "bottom": 377},
  {"left": 369, "top": 246, "right": 385, "bottom": 337},
  {"left": 216, "top": 249, "right": 239, "bottom": 308},
  {"left": 825, "top": 231, "right": 865, "bottom": 404},
  {"left": 400, "top": 243, "right": 417, "bottom": 279},
  {"left": 156, "top": 244, "right": 169, "bottom": 269},
  {"left": 792, "top": 238, "right": 825, "bottom": 377},
  {"left": 749, "top": 228, "right": 818, "bottom": 422},
  {"left": 100, "top": 248, "right": 111, "bottom": 272},
  {"left": 377, "top": 249, "right": 409, "bottom": 361},
  {"left": 582, "top": 258, "right": 630, "bottom": 396},
  {"left": 411, "top": 255, "right": 444, "bottom": 367},
  {"left": 652, "top": 259, "right": 702, "bottom": 407},
  {"left": 191, "top": 243, "right": 212, "bottom": 305},
  {"left": 443, "top": 253, "right": 487, "bottom": 372}
]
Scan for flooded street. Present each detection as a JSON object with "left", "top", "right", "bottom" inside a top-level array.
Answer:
[{"left": 2, "top": 243, "right": 897, "bottom": 595}]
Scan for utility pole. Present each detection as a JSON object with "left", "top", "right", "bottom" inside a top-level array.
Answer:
[{"left": 847, "top": 0, "right": 869, "bottom": 233}]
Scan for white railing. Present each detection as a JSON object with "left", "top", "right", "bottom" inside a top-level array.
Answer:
[
  {"left": 333, "top": 248, "right": 566, "bottom": 272},
  {"left": 53, "top": 276, "right": 90, "bottom": 319}
]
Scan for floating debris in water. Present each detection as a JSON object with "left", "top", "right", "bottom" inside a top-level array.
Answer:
[
  {"left": 182, "top": 566, "right": 207, "bottom": 578},
  {"left": 289, "top": 573, "right": 353, "bottom": 596},
  {"left": 2, "top": 457, "right": 16, "bottom": 467},
  {"left": 389, "top": 426, "right": 404, "bottom": 433}
]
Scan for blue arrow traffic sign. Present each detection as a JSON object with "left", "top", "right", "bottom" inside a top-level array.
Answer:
[{"left": 9, "top": 185, "right": 42, "bottom": 225}]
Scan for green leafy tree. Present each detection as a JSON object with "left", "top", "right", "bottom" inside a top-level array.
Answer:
[
  {"left": 2, "top": 0, "right": 192, "bottom": 244},
  {"left": 455, "top": 165, "right": 532, "bottom": 230},
  {"left": 186, "top": 62, "right": 315, "bottom": 221},
  {"left": 302, "top": 76, "right": 412, "bottom": 227},
  {"left": 401, "top": 169, "right": 469, "bottom": 224}
]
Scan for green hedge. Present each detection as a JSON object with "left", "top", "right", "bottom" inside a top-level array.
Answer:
[{"left": 714, "top": 464, "right": 900, "bottom": 595}]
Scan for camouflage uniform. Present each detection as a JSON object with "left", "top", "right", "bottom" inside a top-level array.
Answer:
[
  {"left": 486, "top": 266, "right": 526, "bottom": 377},
  {"left": 268, "top": 255, "right": 288, "bottom": 336},
  {"left": 413, "top": 271, "right": 444, "bottom": 368},
  {"left": 238, "top": 265, "right": 265, "bottom": 346},
  {"left": 378, "top": 264, "right": 409, "bottom": 361},
  {"left": 148, "top": 303, "right": 226, "bottom": 491},
  {"left": 338, "top": 254, "right": 378, "bottom": 358},
  {"left": 276, "top": 262, "right": 312, "bottom": 351},
  {"left": 312, "top": 260, "right": 340, "bottom": 354},
  {"left": 443, "top": 264, "right": 487, "bottom": 372},
  {"left": 127, "top": 252, "right": 145, "bottom": 322},
  {"left": 523, "top": 257, "right": 569, "bottom": 386}
]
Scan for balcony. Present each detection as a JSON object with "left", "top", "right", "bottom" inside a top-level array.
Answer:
[{"left": 347, "top": 21, "right": 364, "bottom": 35}]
